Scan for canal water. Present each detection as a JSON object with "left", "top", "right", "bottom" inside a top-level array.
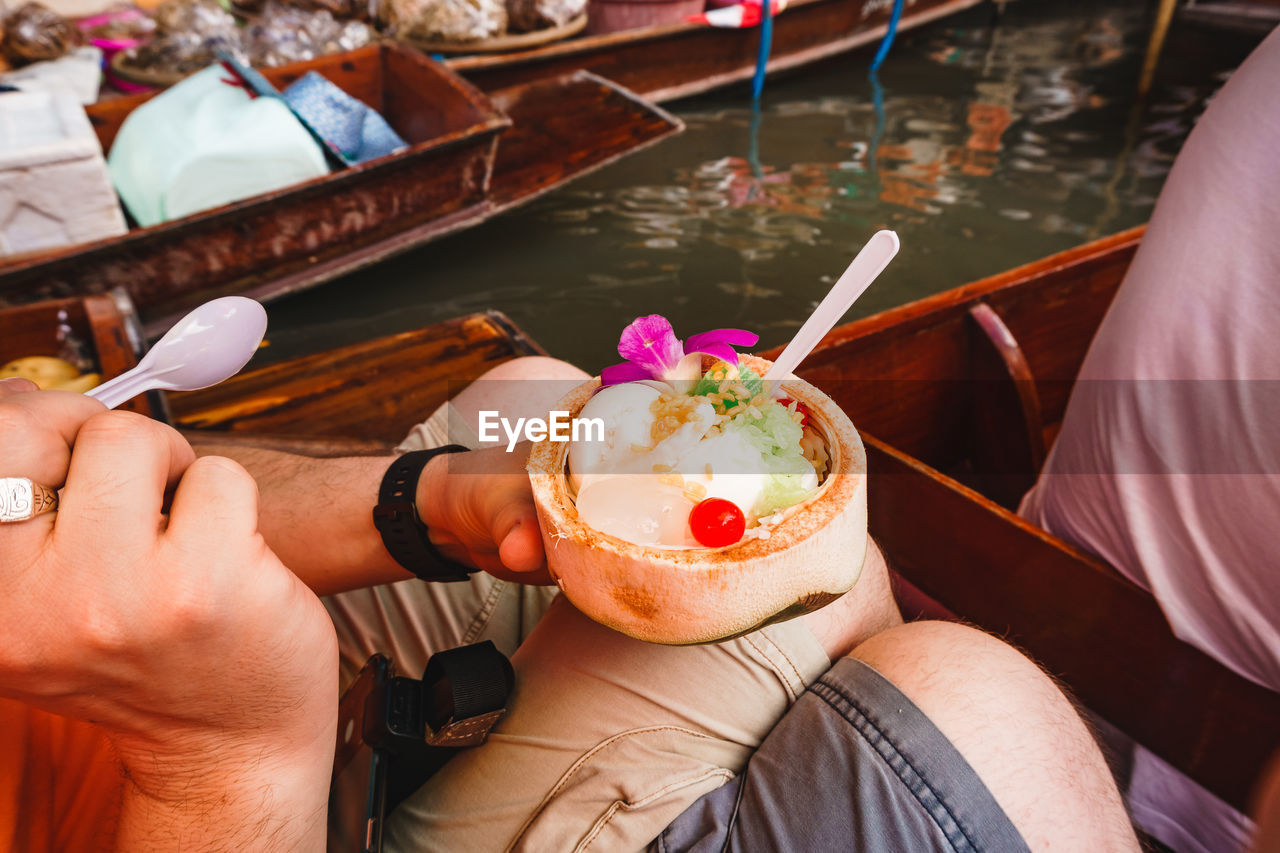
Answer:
[{"left": 258, "top": 0, "right": 1264, "bottom": 371}]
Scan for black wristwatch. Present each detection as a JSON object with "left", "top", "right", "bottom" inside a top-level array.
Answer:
[{"left": 372, "top": 446, "right": 476, "bottom": 583}]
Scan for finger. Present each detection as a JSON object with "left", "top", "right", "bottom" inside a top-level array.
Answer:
[
  {"left": 0, "top": 389, "right": 107, "bottom": 486},
  {"left": 0, "top": 377, "right": 38, "bottom": 397},
  {"left": 57, "top": 412, "right": 195, "bottom": 537},
  {"left": 164, "top": 455, "right": 261, "bottom": 548}
]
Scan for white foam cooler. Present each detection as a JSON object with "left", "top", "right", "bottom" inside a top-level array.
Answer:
[{"left": 0, "top": 89, "right": 126, "bottom": 257}]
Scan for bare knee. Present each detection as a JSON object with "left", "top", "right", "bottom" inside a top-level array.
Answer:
[
  {"left": 850, "top": 622, "right": 1137, "bottom": 852},
  {"left": 474, "top": 356, "right": 590, "bottom": 385},
  {"left": 452, "top": 356, "right": 590, "bottom": 434}
]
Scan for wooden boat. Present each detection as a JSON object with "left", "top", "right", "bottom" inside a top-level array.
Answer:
[
  {"left": 0, "top": 45, "right": 681, "bottom": 337},
  {"left": 4, "top": 225, "right": 1277, "bottom": 816},
  {"left": 111, "top": 0, "right": 983, "bottom": 105},
  {"left": 758, "top": 224, "right": 1280, "bottom": 814},
  {"left": 446, "top": 0, "right": 984, "bottom": 103},
  {"left": 1181, "top": 0, "right": 1280, "bottom": 33}
]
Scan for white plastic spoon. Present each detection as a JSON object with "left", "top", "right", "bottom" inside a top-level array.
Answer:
[
  {"left": 763, "top": 230, "right": 900, "bottom": 382},
  {"left": 87, "top": 296, "right": 268, "bottom": 410}
]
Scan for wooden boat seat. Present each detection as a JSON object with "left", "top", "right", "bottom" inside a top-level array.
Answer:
[
  {"left": 0, "top": 292, "right": 153, "bottom": 418},
  {"left": 0, "top": 297, "right": 542, "bottom": 453}
]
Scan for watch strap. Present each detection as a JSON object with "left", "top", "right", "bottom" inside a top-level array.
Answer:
[{"left": 373, "top": 446, "right": 474, "bottom": 583}]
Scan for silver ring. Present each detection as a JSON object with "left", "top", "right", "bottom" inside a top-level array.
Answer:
[{"left": 0, "top": 478, "right": 59, "bottom": 523}]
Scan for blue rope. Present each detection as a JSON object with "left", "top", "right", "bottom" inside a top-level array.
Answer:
[
  {"left": 751, "top": 0, "right": 774, "bottom": 101},
  {"left": 868, "top": 69, "right": 885, "bottom": 174},
  {"left": 870, "top": 0, "right": 904, "bottom": 72}
]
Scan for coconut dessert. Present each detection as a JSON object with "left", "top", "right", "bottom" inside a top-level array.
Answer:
[{"left": 527, "top": 315, "right": 867, "bottom": 645}]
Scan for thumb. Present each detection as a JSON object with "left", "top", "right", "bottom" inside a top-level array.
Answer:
[{"left": 492, "top": 503, "right": 545, "bottom": 574}]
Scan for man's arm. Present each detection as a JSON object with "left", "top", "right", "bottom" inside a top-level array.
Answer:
[
  {"left": 192, "top": 441, "right": 550, "bottom": 596},
  {"left": 112, "top": 728, "right": 331, "bottom": 853},
  {"left": 191, "top": 445, "right": 412, "bottom": 595}
]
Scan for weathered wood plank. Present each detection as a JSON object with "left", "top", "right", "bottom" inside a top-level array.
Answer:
[{"left": 167, "top": 311, "right": 539, "bottom": 440}]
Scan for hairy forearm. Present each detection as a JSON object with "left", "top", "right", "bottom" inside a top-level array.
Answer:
[
  {"left": 193, "top": 444, "right": 411, "bottom": 595},
  {"left": 114, "top": 736, "right": 331, "bottom": 852}
]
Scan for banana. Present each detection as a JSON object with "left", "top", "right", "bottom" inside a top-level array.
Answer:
[
  {"left": 48, "top": 373, "right": 102, "bottom": 393},
  {"left": 0, "top": 356, "right": 81, "bottom": 389}
]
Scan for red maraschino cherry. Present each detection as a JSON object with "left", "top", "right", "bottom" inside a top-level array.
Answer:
[{"left": 689, "top": 498, "right": 746, "bottom": 547}]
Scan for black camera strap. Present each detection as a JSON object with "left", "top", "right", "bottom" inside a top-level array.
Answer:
[{"left": 421, "top": 641, "right": 516, "bottom": 748}]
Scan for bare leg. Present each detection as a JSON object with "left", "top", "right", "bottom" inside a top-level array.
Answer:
[
  {"left": 803, "top": 538, "right": 902, "bottom": 659},
  {"left": 850, "top": 622, "right": 1139, "bottom": 852},
  {"left": 449, "top": 356, "right": 591, "bottom": 444}
]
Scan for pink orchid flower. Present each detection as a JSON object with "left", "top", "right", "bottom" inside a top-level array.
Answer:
[{"left": 600, "top": 315, "right": 759, "bottom": 388}]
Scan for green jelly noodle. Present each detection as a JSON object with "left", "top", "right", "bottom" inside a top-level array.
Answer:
[{"left": 723, "top": 402, "right": 818, "bottom": 516}]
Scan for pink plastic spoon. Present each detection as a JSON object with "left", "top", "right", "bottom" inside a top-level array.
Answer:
[
  {"left": 763, "top": 230, "right": 900, "bottom": 382},
  {"left": 86, "top": 296, "right": 268, "bottom": 409}
]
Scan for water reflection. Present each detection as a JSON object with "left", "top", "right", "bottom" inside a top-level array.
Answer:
[
  {"left": 262, "top": 0, "right": 1262, "bottom": 368},
  {"left": 550, "top": 3, "right": 1194, "bottom": 258}
]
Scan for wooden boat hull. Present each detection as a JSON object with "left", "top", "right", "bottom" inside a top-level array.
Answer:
[
  {"left": 0, "top": 50, "right": 682, "bottom": 336},
  {"left": 765, "top": 226, "right": 1141, "bottom": 508},
  {"left": 449, "top": 0, "right": 985, "bottom": 103},
  {"left": 754, "top": 225, "right": 1280, "bottom": 812}
]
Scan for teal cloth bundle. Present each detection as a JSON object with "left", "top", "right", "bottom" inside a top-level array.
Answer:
[
  {"left": 107, "top": 57, "right": 409, "bottom": 227},
  {"left": 107, "top": 64, "right": 330, "bottom": 227},
  {"left": 283, "top": 71, "right": 408, "bottom": 166}
]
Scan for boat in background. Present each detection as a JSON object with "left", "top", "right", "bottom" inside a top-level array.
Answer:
[
  {"left": 4, "top": 226, "right": 1276, "bottom": 817},
  {"left": 108, "top": 0, "right": 983, "bottom": 105},
  {"left": 0, "top": 45, "right": 682, "bottom": 335},
  {"left": 0, "top": 0, "right": 986, "bottom": 333},
  {"left": 446, "top": 0, "right": 984, "bottom": 103}
]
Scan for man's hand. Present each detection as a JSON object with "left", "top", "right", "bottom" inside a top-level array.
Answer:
[
  {"left": 418, "top": 442, "right": 551, "bottom": 584},
  {"left": 0, "top": 379, "right": 336, "bottom": 850}
]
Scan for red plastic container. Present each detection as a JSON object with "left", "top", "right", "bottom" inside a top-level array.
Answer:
[{"left": 77, "top": 8, "right": 155, "bottom": 93}]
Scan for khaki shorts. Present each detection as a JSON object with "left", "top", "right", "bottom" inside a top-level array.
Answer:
[{"left": 323, "top": 403, "right": 832, "bottom": 852}]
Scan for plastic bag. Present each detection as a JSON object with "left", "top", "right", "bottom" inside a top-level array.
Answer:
[
  {"left": 1, "top": 3, "right": 75, "bottom": 67},
  {"left": 131, "top": 0, "right": 245, "bottom": 74},
  {"left": 383, "top": 0, "right": 506, "bottom": 44},
  {"left": 244, "top": 2, "right": 373, "bottom": 67}
]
